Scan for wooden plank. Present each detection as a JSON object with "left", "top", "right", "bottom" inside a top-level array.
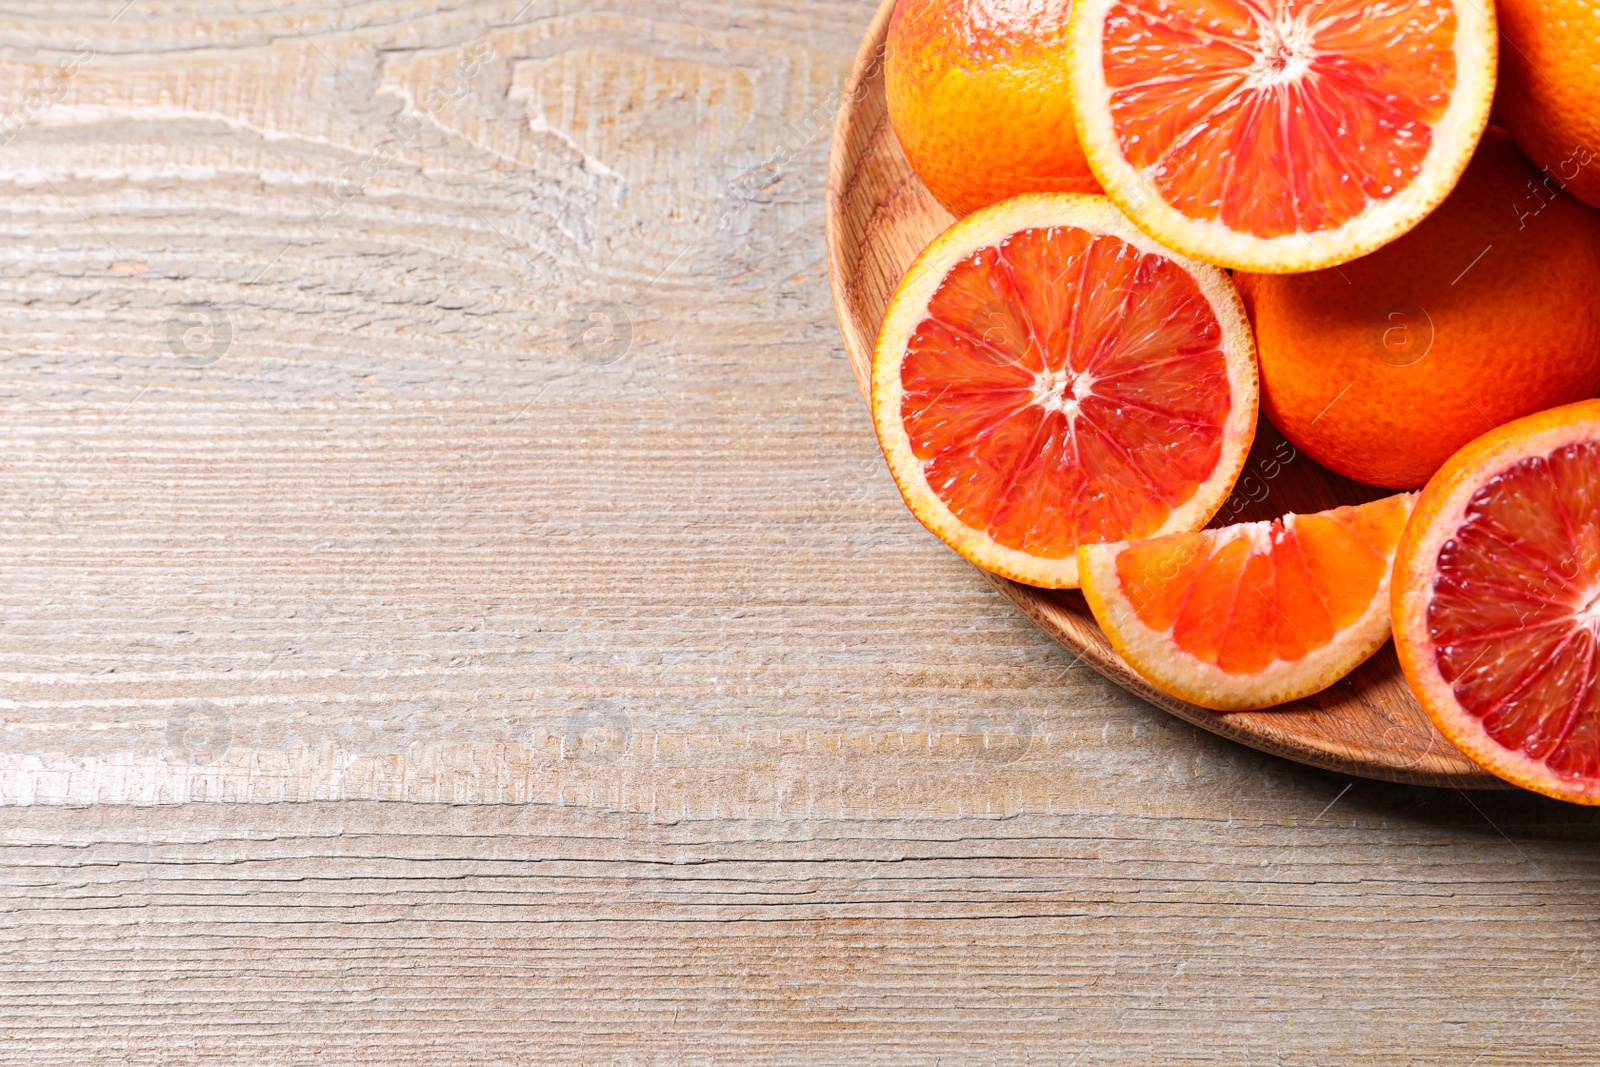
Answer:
[{"left": 2, "top": 799, "right": 1599, "bottom": 1064}]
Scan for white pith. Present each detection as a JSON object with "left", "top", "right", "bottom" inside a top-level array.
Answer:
[
  {"left": 1575, "top": 586, "right": 1600, "bottom": 628},
  {"left": 1067, "top": 0, "right": 1498, "bottom": 273},
  {"left": 871, "top": 194, "right": 1258, "bottom": 590},
  {"left": 1242, "top": 11, "right": 1318, "bottom": 92},
  {"left": 1032, "top": 366, "right": 1091, "bottom": 421}
]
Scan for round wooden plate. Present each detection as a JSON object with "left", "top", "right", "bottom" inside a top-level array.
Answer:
[{"left": 824, "top": 0, "right": 1501, "bottom": 788}]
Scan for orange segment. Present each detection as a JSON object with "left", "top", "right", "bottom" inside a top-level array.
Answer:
[
  {"left": 873, "top": 193, "right": 1258, "bottom": 588},
  {"left": 1079, "top": 495, "right": 1415, "bottom": 710},
  {"left": 1395, "top": 402, "right": 1600, "bottom": 802},
  {"left": 1216, "top": 549, "right": 1278, "bottom": 676},
  {"left": 1270, "top": 534, "right": 1335, "bottom": 660},
  {"left": 1067, "top": 0, "right": 1497, "bottom": 271},
  {"left": 1169, "top": 534, "right": 1252, "bottom": 670},
  {"left": 1295, "top": 512, "right": 1388, "bottom": 628},
  {"left": 1115, "top": 533, "right": 1214, "bottom": 631}
]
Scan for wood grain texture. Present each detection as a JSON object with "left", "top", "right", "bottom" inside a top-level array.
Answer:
[
  {"left": 824, "top": 0, "right": 1498, "bottom": 788},
  {"left": 5, "top": 796, "right": 1600, "bottom": 1065},
  {"left": 0, "top": 0, "right": 1594, "bottom": 1062}
]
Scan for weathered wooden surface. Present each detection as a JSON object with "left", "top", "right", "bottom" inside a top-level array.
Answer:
[
  {"left": 7, "top": 797, "right": 1600, "bottom": 1065},
  {"left": 0, "top": 0, "right": 1596, "bottom": 1062}
]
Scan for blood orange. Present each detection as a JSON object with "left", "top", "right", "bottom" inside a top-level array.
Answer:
[
  {"left": 1237, "top": 127, "right": 1600, "bottom": 490},
  {"left": 1394, "top": 400, "right": 1600, "bottom": 803},
  {"left": 871, "top": 193, "right": 1257, "bottom": 588},
  {"left": 886, "top": 0, "right": 1101, "bottom": 217},
  {"left": 1079, "top": 495, "right": 1414, "bottom": 709},
  {"left": 1066, "top": 0, "right": 1497, "bottom": 272},
  {"left": 1496, "top": 0, "right": 1600, "bottom": 210}
]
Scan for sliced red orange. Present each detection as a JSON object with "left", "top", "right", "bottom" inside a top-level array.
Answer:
[
  {"left": 1067, "top": 0, "right": 1497, "bottom": 272},
  {"left": 1394, "top": 401, "right": 1600, "bottom": 804},
  {"left": 1079, "top": 495, "right": 1415, "bottom": 710},
  {"left": 871, "top": 193, "right": 1257, "bottom": 588}
]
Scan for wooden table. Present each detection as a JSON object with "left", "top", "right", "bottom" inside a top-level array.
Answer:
[{"left": 0, "top": 1, "right": 1595, "bottom": 1062}]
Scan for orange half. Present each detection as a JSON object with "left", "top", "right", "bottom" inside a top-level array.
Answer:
[
  {"left": 1080, "top": 494, "right": 1414, "bottom": 709},
  {"left": 1394, "top": 400, "right": 1600, "bottom": 803},
  {"left": 872, "top": 194, "right": 1257, "bottom": 588},
  {"left": 1067, "top": 0, "right": 1496, "bottom": 272}
]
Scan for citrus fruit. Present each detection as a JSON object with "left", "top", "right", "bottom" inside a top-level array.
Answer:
[
  {"left": 871, "top": 193, "right": 1258, "bottom": 589},
  {"left": 1394, "top": 400, "right": 1600, "bottom": 804},
  {"left": 1496, "top": 0, "right": 1600, "bottom": 210},
  {"left": 886, "top": 0, "right": 1100, "bottom": 217},
  {"left": 1066, "top": 0, "right": 1498, "bottom": 272},
  {"left": 1236, "top": 127, "right": 1600, "bottom": 490},
  {"left": 1079, "top": 495, "right": 1414, "bottom": 710}
]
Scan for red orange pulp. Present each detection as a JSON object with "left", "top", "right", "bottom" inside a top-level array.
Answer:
[
  {"left": 1395, "top": 401, "right": 1600, "bottom": 802},
  {"left": 1067, "top": 0, "right": 1497, "bottom": 271},
  {"left": 871, "top": 194, "right": 1257, "bottom": 588}
]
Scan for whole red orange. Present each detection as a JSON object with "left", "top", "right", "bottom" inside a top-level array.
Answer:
[
  {"left": 885, "top": 0, "right": 1099, "bottom": 217},
  {"left": 1237, "top": 128, "right": 1600, "bottom": 489},
  {"left": 1496, "top": 0, "right": 1600, "bottom": 210}
]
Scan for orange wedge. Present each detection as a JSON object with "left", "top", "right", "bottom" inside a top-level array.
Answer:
[
  {"left": 1079, "top": 494, "right": 1415, "bottom": 709},
  {"left": 1067, "top": 0, "right": 1497, "bottom": 272},
  {"left": 1394, "top": 401, "right": 1600, "bottom": 804},
  {"left": 872, "top": 193, "right": 1258, "bottom": 588}
]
